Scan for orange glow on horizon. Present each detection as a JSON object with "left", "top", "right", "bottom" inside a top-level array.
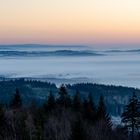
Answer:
[{"left": 0, "top": 0, "right": 140, "bottom": 45}]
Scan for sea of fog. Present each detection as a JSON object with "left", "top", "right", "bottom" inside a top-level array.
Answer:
[{"left": 0, "top": 44, "right": 140, "bottom": 88}]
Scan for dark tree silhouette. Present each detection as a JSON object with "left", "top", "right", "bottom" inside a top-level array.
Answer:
[
  {"left": 65, "top": 94, "right": 72, "bottom": 108},
  {"left": 71, "top": 117, "right": 88, "bottom": 140},
  {"left": 97, "top": 95, "right": 112, "bottom": 129},
  {"left": 84, "top": 92, "right": 96, "bottom": 122},
  {"left": 87, "top": 92, "right": 96, "bottom": 121},
  {"left": 44, "top": 91, "right": 55, "bottom": 112},
  {"left": 11, "top": 89, "right": 22, "bottom": 109},
  {"left": 73, "top": 90, "right": 83, "bottom": 111},
  {"left": 0, "top": 104, "right": 6, "bottom": 139},
  {"left": 57, "top": 84, "right": 68, "bottom": 108},
  {"left": 122, "top": 92, "right": 140, "bottom": 140}
]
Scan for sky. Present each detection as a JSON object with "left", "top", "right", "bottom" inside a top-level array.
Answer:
[{"left": 0, "top": 0, "right": 140, "bottom": 45}]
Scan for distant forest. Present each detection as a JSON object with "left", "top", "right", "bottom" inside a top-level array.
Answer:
[
  {"left": 0, "top": 83, "right": 140, "bottom": 140},
  {"left": 0, "top": 79, "right": 139, "bottom": 115}
]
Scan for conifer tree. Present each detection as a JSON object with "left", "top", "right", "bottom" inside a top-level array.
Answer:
[
  {"left": 65, "top": 94, "right": 72, "bottom": 108},
  {"left": 73, "top": 90, "right": 82, "bottom": 111},
  {"left": 97, "top": 95, "right": 112, "bottom": 129},
  {"left": 45, "top": 91, "right": 55, "bottom": 112},
  {"left": 97, "top": 95, "right": 106, "bottom": 119},
  {"left": 11, "top": 88, "right": 22, "bottom": 109},
  {"left": 84, "top": 92, "right": 96, "bottom": 122},
  {"left": 71, "top": 117, "right": 88, "bottom": 140},
  {"left": 0, "top": 104, "right": 5, "bottom": 125},
  {"left": 0, "top": 104, "right": 6, "bottom": 139},
  {"left": 88, "top": 92, "right": 95, "bottom": 110},
  {"left": 57, "top": 84, "right": 68, "bottom": 108},
  {"left": 122, "top": 92, "right": 140, "bottom": 140}
]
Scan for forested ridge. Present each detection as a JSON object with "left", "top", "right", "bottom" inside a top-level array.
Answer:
[
  {"left": 0, "top": 79, "right": 139, "bottom": 115},
  {"left": 0, "top": 81, "right": 140, "bottom": 140}
]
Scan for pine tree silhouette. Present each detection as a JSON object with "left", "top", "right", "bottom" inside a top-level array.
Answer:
[
  {"left": 0, "top": 104, "right": 7, "bottom": 139},
  {"left": 73, "top": 90, "right": 82, "bottom": 111},
  {"left": 57, "top": 84, "right": 68, "bottom": 108},
  {"left": 46, "top": 91, "right": 55, "bottom": 112},
  {"left": 88, "top": 92, "right": 95, "bottom": 111},
  {"left": 122, "top": 92, "right": 140, "bottom": 140},
  {"left": 84, "top": 92, "right": 96, "bottom": 122},
  {"left": 71, "top": 117, "right": 88, "bottom": 140},
  {"left": 65, "top": 94, "right": 72, "bottom": 108},
  {"left": 11, "top": 88, "right": 22, "bottom": 109},
  {"left": 97, "top": 95, "right": 112, "bottom": 129}
]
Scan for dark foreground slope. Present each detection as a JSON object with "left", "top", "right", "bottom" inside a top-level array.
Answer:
[{"left": 0, "top": 79, "right": 139, "bottom": 115}]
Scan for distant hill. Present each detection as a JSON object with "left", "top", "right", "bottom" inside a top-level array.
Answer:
[
  {"left": 0, "top": 79, "right": 57, "bottom": 105},
  {"left": 0, "top": 79, "right": 139, "bottom": 116},
  {"left": 0, "top": 50, "right": 103, "bottom": 57}
]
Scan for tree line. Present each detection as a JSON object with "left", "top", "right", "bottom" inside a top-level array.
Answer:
[{"left": 0, "top": 84, "right": 139, "bottom": 140}]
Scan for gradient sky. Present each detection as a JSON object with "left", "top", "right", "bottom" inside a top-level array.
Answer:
[{"left": 0, "top": 0, "right": 140, "bottom": 45}]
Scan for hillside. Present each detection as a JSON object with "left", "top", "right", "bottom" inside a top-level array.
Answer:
[{"left": 0, "top": 79, "right": 139, "bottom": 115}]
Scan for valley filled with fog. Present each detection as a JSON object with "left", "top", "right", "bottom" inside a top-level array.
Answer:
[{"left": 0, "top": 44, "right": 140, "bottom": 88}]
